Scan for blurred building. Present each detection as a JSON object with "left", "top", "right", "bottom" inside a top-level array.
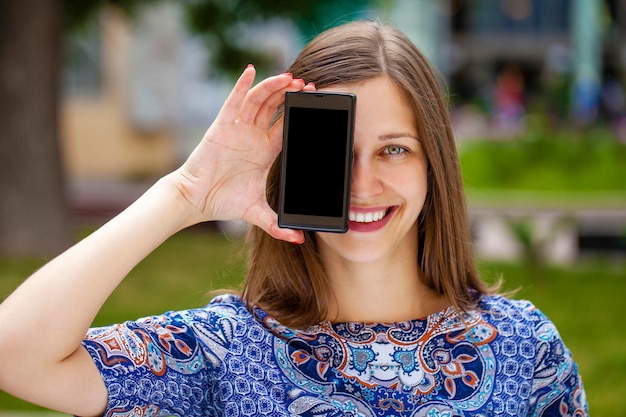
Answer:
[
  {"left": 446, "top": 0, "right": 574, "bottom": 98},
  {"left": 62, "top": 6, "right": 177, "bottom": 181},
  {"left": 437, "top": 0, "right": 626, "bottom": 130},
  {"left": 390, "top": 0, "right": 625, "bottom": 138}
]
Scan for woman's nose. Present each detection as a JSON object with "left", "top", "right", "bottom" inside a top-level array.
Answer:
[{"left": 350, "top": 156, "right": 383, "bottom": 200}]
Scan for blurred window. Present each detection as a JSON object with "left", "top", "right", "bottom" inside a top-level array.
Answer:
[{"left": 453, "top": 0, "right": 570, "bottom": 35}]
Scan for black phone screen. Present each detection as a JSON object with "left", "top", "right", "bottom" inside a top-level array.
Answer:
[{"left": 283, "top": 107, "right": 348, "bottom": 217}]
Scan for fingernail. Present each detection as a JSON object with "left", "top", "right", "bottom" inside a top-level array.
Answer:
[
  {"left": 294, "top": 78, "right": 304, "bottom": 83},
  {"left": 246, "top": 63, "right": 254, "bottom": 69},
  {"left": 306, "top": 82, "right": 315, "bottom": 88},
  {"left": 283, "top": 72, "right": 293, "bottom": 78}
]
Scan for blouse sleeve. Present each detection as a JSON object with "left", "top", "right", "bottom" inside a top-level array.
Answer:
[
  {"left": 527, "top": 307, "right": 588, "bottom": 416},
  {"left": 81, "top": 310, "right": 214, "bottom": 417}
]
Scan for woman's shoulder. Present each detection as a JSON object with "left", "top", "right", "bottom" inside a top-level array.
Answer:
[
  {"left": 477, "top": 293, "right": 546, "bottom": 319},
  {"left": 477, "top": 295, "right": 552, "bottom": 327},
  {"left": 85, "top": 294, "right": 254, "bottom": 352},
  {"left": 85, "top": 294, "right": 260, "bottom": 372},
  {"left": 162, "top": 294, "right": 256, "bottom": 332},
  {"left": 471, "top": 296, "right": 587, "bottom": 415},
  {"left": 88, "top": 295, "right": 245, "bottom": 333},
  {"left": 473, "top": 293, "right": 559, "bottom": 336},
  {"left": 190, "top": 293, "right": 249, "bottom": 318}
]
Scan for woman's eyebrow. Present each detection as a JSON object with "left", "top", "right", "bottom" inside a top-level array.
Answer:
[{"left": 378, "top": 132, "right": 419, "bottom": 141}]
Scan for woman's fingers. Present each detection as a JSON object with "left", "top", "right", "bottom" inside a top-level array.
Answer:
[
  {"left": 221, "top": 67, "right": 314, "bottom": 131},
  {"left": 254, "top": 80, "right": 315, "bottom": 129},
  {"left": 237, "top": 73, "right": 295, "bottom": 125},
  {"left": 253, "top": 78, "right": 304, "bottom": 127},
  {"left": 218, "top": 65, "right": 257, "bottom": 125}
]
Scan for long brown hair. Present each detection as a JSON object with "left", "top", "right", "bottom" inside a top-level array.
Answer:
[{"left": 242, "top": 20, "right": 499, "bottom": 328}]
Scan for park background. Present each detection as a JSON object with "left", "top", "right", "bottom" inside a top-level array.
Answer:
[{"left": 1, "top": 0, "right": 625, "bottom": 415}]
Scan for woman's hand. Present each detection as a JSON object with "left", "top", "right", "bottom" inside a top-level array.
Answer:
[{"left": 172, "top": 66, "right": 312, "bottom": 243}]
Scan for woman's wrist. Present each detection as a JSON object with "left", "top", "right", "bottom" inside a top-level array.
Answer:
[{"left": 141, "top": 172, "right": 208, "bottom": 234}]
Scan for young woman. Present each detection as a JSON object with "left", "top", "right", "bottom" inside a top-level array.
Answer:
[{"left": 0, "top": 21, "right": 587, "bottom": 417}]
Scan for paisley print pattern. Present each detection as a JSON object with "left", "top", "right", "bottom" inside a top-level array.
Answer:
[{"left": 82, "top": 294, "right": 588, "bottom": 416}]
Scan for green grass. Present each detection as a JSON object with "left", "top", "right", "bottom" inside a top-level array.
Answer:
[
  {"left": 1, "top": 229, "right": 625, "bottom": 415},
  {"left": 458, "top": 123, "right": 626, "bottom": 194}
]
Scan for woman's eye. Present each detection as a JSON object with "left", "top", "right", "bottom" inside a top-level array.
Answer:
[{"left": 383, "top": 145, "right": 407, "bottom": 156}]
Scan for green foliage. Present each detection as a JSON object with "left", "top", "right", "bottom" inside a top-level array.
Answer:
[
  {"left": 62, "top": 0, "right": 379, "bottom": 77},
  {"left": 459, "top": 116, "right": 626, "bottom": 192},
  {"left": 184, "top": 0, "right": 375, "bottom": 76},
  {"left": 62, "top": 0, "right": 155, "bottom": 31}
]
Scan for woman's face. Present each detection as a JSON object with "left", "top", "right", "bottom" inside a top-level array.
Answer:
[{"left": 315, "top": 76, "right": 428, "bottom": 265}]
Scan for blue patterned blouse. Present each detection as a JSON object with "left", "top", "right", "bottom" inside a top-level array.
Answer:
[{"left": 82, "top": 294, "right": 588, "bottom": 416}]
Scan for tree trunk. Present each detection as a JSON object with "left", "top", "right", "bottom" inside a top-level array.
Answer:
[{"left": 0, "top": 0, "right": 73, "bottom": 257}]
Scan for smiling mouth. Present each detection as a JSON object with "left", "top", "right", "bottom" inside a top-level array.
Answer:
[{"left": 349, "top": 208, "right": 389, "bottom": 223}]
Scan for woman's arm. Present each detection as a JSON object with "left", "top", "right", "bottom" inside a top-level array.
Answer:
[{"left": 0, "top": 67, "right": 308, "bottom": 416}]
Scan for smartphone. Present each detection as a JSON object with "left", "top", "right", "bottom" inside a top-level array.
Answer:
[{"left": 278, "top": 91, "right": 356, "bottom": 233}]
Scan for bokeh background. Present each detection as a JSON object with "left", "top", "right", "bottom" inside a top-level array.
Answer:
[{"left": 1, "top": 0, "right": 625, "bottom": 415}]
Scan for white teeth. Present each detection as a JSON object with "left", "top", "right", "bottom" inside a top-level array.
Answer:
[{"left": 349, "top": 209, "right": 387, "bottom": 223}]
